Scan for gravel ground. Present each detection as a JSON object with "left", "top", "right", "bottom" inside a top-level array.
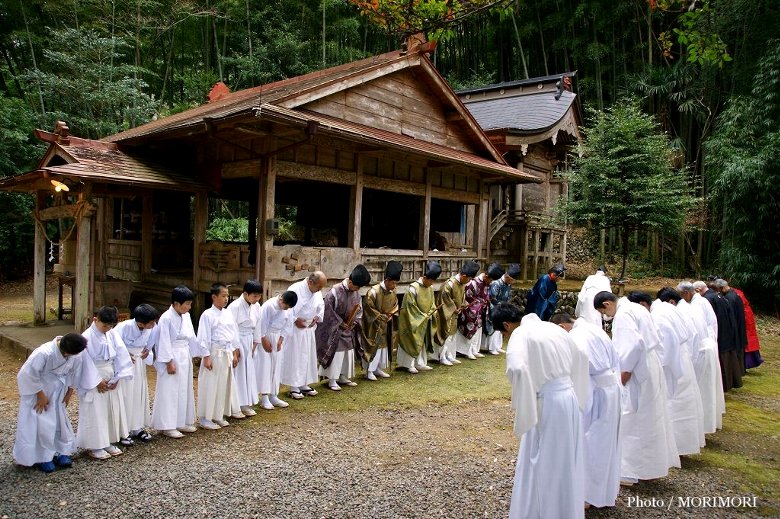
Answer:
[{"left": 0, "top": 351, "right": 773, "bottom": 518}]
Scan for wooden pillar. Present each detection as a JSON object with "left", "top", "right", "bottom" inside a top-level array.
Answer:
[
  {"left": 486, "top": 187, "right": 493, "bottom": 262},
  {"left": 419, "top": 171, "right": 431, "bottom": 258},
  {"left": 258, "top": 156, "right": 276, "bottom": 299},
  {"left": 192, "top": 191, "right": 207, "bottom": 315},
  {"left": 561, "top": 231, "right": 568, "bottom": 265},
  {"left": 74, "top": 195, "right": 93, "bottom": 331},
  {"left": 521, "top": 226, "right": 529, "bottom": 281},
  {"left": 33, "top": 191, "right": 47, "bottom": 325},
  {"left": 142, "top": 192, "right": 153, "bottom": 276},
  {"left": 349, "top": 156, "right": 363, "bottom": 252},
  {"left": 531, "top": 230, "right": 539, "bottom": 281},
  {"left": 476, "top": 185, "right": 489, "bottom": 259}
]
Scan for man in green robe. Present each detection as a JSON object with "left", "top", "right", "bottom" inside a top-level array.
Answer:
[
  {"left": 433, "top": 260, "right": 479, "bottom": 366},
  {"left": 360, "top": 261, "right": 402, "bottom": 381},
  {"left": 396, "top": 261, "right": 442, "bottom": 374}
]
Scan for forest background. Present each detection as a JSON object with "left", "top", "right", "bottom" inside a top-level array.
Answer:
[{"left": 0, "top": 0, "right": 777, "bottom": 311}]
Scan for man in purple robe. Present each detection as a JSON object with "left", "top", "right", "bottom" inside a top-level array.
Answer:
[
  {"left": 315, "top": 264, "right": 371, "bottom": 391},
  {"left": 454, "top": 265, "right": 501, "bottom": 359}
]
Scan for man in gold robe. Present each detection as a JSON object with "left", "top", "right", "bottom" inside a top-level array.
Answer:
[
  {"left": 433, "top": 260, "right": 479, "bottom": 366},
  {"left": 360, "top": 261, "right": 402, "bottom": 381},
  {"left": 396, "top": 261, "right": 442, "bottom": 374}
]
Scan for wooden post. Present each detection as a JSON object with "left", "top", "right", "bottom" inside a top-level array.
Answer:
[
  {"left": 74, "top": 194, "right": 93, "bottom": 331},
  {"left": 192, "top": 191, "right": 207, "bottom": 315},
  {"left": 561, "top": 230, "right": 568, "bottom": 265},
  {"left": 476, "top": 186, "right": 489, "bottom": 259},
  {"left": 258, "top": 156, "right": 276, "bottom": 299},
  {"left": 419, "top": 171, "right": 431, "bottom": 258},
  {"left": 142, "top": 192, "right": 153, "bottom": 277},
  {"left": 33, "top": 191, "right": 47, "bottom": 325},
  {"left": 531, "top": 230, "right": 539, "bottom": 281},
  {"left": 349, "top": 156, "right": 363, "bottom": 252},
  {"left": 521, "top": 225, "right": 529, "bottom": 281},
  {"left": 486, "top": 186, "right": 493, "bottom": 262}
]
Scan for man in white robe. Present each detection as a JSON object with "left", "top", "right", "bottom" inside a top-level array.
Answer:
[
  {"left": 575, "top": 267, "right": 612, "bottom": 326},
  {"left": 594, "top": 291, "right": 680, "bottom": 483},
  {"left": 640, "top": 291, "right": 705, "bottom": 455},
  {"left": 196, "top": 283, "right": 243, "bottom": 429},
  {"left": 226, "top": 279, "right": 263, "bottom": 416},
  {"left": 552, "top": 313, "right": 622, "bottom": 509},
  {"left": 14, "top": 333, "right": 100, "bottom": 472},
  {"left": 151, "top": 285, "right": 203, "bottom": 438},
  {"left": 112, "top": 304, "right": 158, "bottom": 443},
  {"left": 281, "top": 272, "right": 325, "bottom": 399},
  {"left": 77, "top": 306, "right": 134, "bottom": 460},
  {"left": 257, "top": 291, "right": 297, "bottom": 409},
  {"left": 492, "top": 303, "right": 589, "bottom": 519},
  {"left": 679, "top": 281, "right": 726, "bottom": 431}
]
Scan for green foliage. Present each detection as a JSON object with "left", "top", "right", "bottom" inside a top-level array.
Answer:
[
  {"left": 674, "top": 3, "right": 732, "bottom": 67},
  {"left": 0, "top": 93, "right": 43, "bottom": 176},
  {"left": 0, "top": 192, "right": 34, "bottom": 280},
  {"left": 19, "top": 28, "right": 158, "bottom": 139},
  {"left": 206, "top": 217, "right": 249, "bottom": 242},
  {"left": 561, "top": 100, "right": 696, "bottom": 278},
  {"left": 705, "top": 42, "right": 780, "bottom": 310}
]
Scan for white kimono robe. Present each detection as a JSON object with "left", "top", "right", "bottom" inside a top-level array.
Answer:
[
  {"left": 650, "top": 300, "right": 705, "bottom": 455},
  {"left": 507, "top": 314, "right": 589, "bottom": 519},
  {"left": 569, "top": 318, "right": 622, "bottom": 508},
  {"left": 77, "top": 323, "right": 134, "bottom": 449},
  {"left": 256, "top": 297, "right": 294, "bottom": 395},
  {"left": 196, "top": 305, "right": 241, "bottom": 422},
  {"left": 226, "top": 295, "right": 261, "bottom": 407},
  {"left": 612, "top": 298, "right": 680, "bottom": 480},
  {"left": 113, "top": 319, "right": 155, "bottom": 433},
  {"left": 151, "top": 306, "right": 200, "bottom": 431},
  {"left": 281, "top": 279, "right": 324, "bottom": 388},
  {"left": 575, "top": 271, "right": 612, "bottom": 326},
  {"left": 14, "top": 338, "right": 100, "bottom": 466},
  {"left": 683, "top": 297, "right": 725, "bottom": 432}
]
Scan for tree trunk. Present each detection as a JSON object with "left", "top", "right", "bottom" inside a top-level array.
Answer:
[{"left": 620, "top": 225, "right": 629, "bottom": 280}]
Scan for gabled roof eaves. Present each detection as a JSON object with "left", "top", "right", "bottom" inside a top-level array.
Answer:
[{"left": 463, "top": 91, "right": 577, "bottom": 133}]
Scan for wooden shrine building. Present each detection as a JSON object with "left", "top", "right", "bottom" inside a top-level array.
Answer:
[
  {"left": 458, "top": 73, "right": 582, "bottom": 280},
  {"left": 0, "top": 43, "right": 540, "bottom": 329}
]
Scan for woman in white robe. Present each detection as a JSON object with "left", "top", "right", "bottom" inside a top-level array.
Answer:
[{"left": 496, "top": 306, "right": 589, "bottom": 519}]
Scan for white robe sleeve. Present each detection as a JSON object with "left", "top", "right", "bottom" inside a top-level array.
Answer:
[
  {"left": 155, "top": 313, "right": 175, "bottom": 364},
  {"left": 506, "top": 335, "right": 538, "bottom": 439},
  {"left": 196, "top": 310, "right": 214, "bottom": 356},
  {"left": 569, "top": 335, "right": 591, "bottom": 411},
  {"left": 76, "top": 351, "right": 102, "bottom": 391},
  {"left": 108, "top": 330, "right": 134, "bottom": 383},
  {"left": 16, "top": 348, "right": 48, "bottom": 395}
]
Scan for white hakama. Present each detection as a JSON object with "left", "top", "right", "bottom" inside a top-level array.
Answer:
[
  {"left": 14, "top": 339, "right": 100, "bottom": 466},
  {"left": 364, "top": 346, "right": 389, "bottom": 372},
  {"left": 77, "top": 324, "right": 133, "bottom": 450},
  {"left": 507, "top": 315, "right": 589, "bottom": 519},
  {"left": 690, "top": 294, "right": 726, "bottom": 430},
  {"left": 281, "top": 279, "right": 324, "bottom": 389},
  {"left": 320, "top": 348, "right": 356, "bottom": 381},
  {"left": 396, "top": 345, "right": 426, "bottom": 370},
  {"left": 256, "top": 297, "right": 294, "bottom": 396},
  {"left": 113, "top": 319, "right": 155, "bottom": 433},
  {"left": 570, "top": 319, "right": 622, "bottom": 508},
  {"left": 196, "top": 306, "right": 240, "bottom": 422},
  {"left": 612, "top": 298, "right": 679, "bottom": 480},
  {"left": 454, "top": 328, "right": 481, "bottom": 358},
  {"left": 151, "top": 306, "right": 200, "bottom": 431},
  {"left": 651, "top": 300, "right": 705, "bottom": 455},
  {"left": 226, "top": 296, "right": 261, "bottom": 408}
]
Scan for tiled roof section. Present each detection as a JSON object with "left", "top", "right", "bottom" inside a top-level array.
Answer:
[
  {"left": 461, "top": 90, "right": 576, "bottom": 133},
  {"left": 50, "top": 143, "right": 207, "bottom": 191},
  {"left": 257, "top": 104, "right": 539, "bottom": 183},
  {"left": 104, "top": 50, "right": 410, "bottom": 143},
  {"left": 456, "top": 72, "right": 576, "bottom": 95}
]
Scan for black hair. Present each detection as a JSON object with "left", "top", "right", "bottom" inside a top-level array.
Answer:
[
  {"left": 171, "top": 285, "right": 195, "bottom": 304},
  {"left": 490, "top": 302, "right": 523, "bottom": 332},
  {"left": 210, "top": 282, "right": 227, "bottom": 297},
  {"left": 460, "top": 260, "right": 480, "bottom": 277},
  {"left": 486, "top": 262, "right": 505, "bottom": 280},
  {"left": 243, "top": 279, "right": 263, "bottom": 295},
  {"left": 656, "top": 287, "right": 682, "bottom": 304},
  {"left": 593, "top": 290, "right": 617, "bottom": 309},
  {"left": 550, "top": 312, "right": 575, "bottom": 325},
  {"left": 424, "top": 260, "right": 442, "bottom": 280},
  {"left": 627, "top": 291, "right": 653, "bottom": 306},
  {"left": 281, "top": 290, "right": 298, "bottom": 307},
  {"left": 60, "top": 333, "right": 88, "bottom": 355},
  {"left": 96, "top": 305, "right": 118, "bottom": 326},
  {"left": 132, "top": 303, "right": 159, "bottom": 324}
]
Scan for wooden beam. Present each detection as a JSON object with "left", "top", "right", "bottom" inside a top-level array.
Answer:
[
  {"left": 192, "top": 191, "right": 208, "bottom": 316},
  {"left": 142, "top": 193, "right": 153, "bottom": 276},
  {"left": 420, "top": 172, "right": 432, "bottom": 257},
  {"left": 349, "top": 156, "right": 364, "bottom": 251},
  {"left": 363, "top": 175, "right": 425, "bottom": 196},
  {"left": 33, "top": 191, "right": 46, "bottom": 324},
  {"left": 37, "top": 202, "right": 97, "bottom": 221},
  {"left": 276, "top": 160, "right": 356, "bottom": 185},
  {"left": 430, "top": 186, "right": 480, "bottom": 204},
  {"left": 222, "top": 159, "right": 262, "bottom": 179}
]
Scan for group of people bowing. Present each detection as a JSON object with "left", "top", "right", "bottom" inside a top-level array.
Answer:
[
  {"left": 13, "top": 259, "right": 521, "bottom": 473},
  {"left": 503, "top": 269, "right": 762, "bottom": 518}
]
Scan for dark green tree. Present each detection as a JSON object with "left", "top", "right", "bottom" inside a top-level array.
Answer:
[
  {"left": 705, "top": 41, "right": 780, "bottom": 310},
  {"left": 561, "top": 100, "right": 696, "bottom": 279}
]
